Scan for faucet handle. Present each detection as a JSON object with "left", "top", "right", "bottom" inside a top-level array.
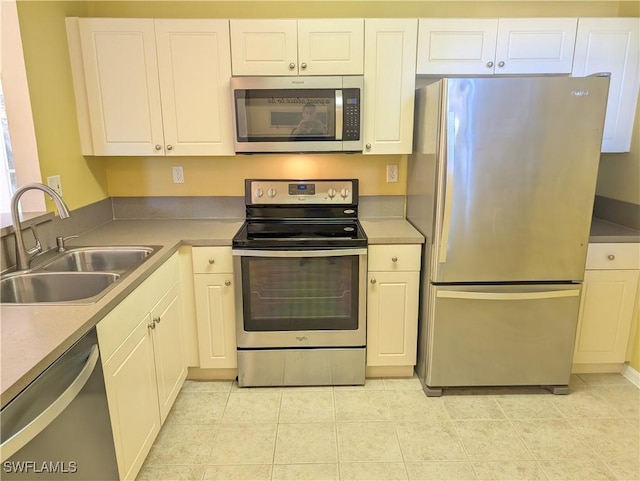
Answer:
[
  {"left": 56, "top": 235, "right": 79, "bottom": 253},
  {"left": 25, "top": 226, "right": 42, "bottom": 256}
]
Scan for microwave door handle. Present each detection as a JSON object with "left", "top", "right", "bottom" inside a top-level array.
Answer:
[{"left": 335, "top": 90, "right": 343, "bottom": 140}]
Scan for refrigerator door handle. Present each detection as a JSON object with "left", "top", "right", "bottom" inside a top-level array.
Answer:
[
  {"left": 439, "top": 112, "right": 456, "bottom": 264},
  {"left": 436, "top": 289, "right": 581, "bottom": 301}
]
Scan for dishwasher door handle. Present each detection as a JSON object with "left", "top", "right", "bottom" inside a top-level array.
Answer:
[{"left": 0, "top": 344, "right": 100, "bottom": 462}]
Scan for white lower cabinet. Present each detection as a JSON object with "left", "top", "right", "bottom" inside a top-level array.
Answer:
[
  {"left": 573, "top": 243, "right": 640, "bottom": 370},
  {"left": 97, "top": 253, "right": 186, "bottom": 480},
  {"left": 367, "top": 245, "right": 421, "bottom": 369},
  {"left": 192, "top": 247, "right": 237, "bottom": 369}
]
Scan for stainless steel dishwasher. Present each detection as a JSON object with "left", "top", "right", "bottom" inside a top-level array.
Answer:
[{"left": 1, "top": 328, "right": 119, "bottom": 480}]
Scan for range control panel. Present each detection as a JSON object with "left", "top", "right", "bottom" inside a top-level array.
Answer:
[{"left": 248, "top": 180, "right": 356, "bottom": 205}]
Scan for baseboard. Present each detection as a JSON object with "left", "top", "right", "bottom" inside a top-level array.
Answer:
[
  {"left": 571, "top": 363, "right": 623, "bottom": 374},
  {"left": 187, "top": 367, "right": 237, "bottom": 381},
  {"left": 621, "top": 363, "right": 640, "bottom": 388},
  {"left": 366, "top": 366, "right": 414, "bottom": 378}
]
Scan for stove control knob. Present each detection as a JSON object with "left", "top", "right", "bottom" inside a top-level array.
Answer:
[
  {"left": 267, "top": 188, "right": 277, "bottom": 198},
  {"left": 340, "top": 188, "right": 350, "bottom": 199},
  {"left": 327, "top": 188, "right": 337, "bottom": 199},
  {"left": 255, "top": 188, "right": 264, "bottom": 198}
]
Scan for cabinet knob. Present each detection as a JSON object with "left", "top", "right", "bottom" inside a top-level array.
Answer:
[
  {"left": 289, "top": 62, "right": 296, "bottom": 70},
  {"left": 301, "top": 62, "right": 307, "bottom": 69},
  {"left": 148, "top": 320, "right": 156, "bottom": 330},
  {"left": 209, "top": 258, "right": 215, "bottom": 264},
  {"left": 365, "top": 143, "right": 371, "bottom": 150},
  {"left": 225, "top": 280, "right": 231, "bottom": 286},
  {"left": 370, "top": 278, "right": 376, "bottom": 284},
  {"left": 486, "top": 61, "right": 494, "bottom": 68},
  {"left": 154, "top": 144, "right": 162, "bottom": 151},
  {"left": 153, "top": 316, "right": 161, "bottom": 324},
  {"left": 392, "top": 256, "right": 398, "bottom": 263},
  {"left": 498, "top": 61, "right": 505, "bottom": 68},
  {"left": 608, "top": 254, "right": 616, "bottom": 261},
  {"left": 166, "top": 144, "right": 173, "bottom": 151}
]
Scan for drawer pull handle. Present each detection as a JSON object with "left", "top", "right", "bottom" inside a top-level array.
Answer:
[
  {"left": 608, "top": 254, "right": 615, "bottom": 261},
  {"left": 370, "top": 278, "right": 376, "bottom": 284},
  {"left": 148, "top": 321, "right": 156, "bottom": 330},
  {"left": 209, "top": 258, "right": 215, "bottom": 264},
  {"left": 225, "top": 280, "right": 231, "bottom": 286},
  {"left": 153, "top": 316, "right": 161, "bottom": 324},
  {"left": 392, "top": 256, "right": 398, "bottom": 262}
]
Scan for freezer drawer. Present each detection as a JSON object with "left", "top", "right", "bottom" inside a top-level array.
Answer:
[{"left": 424, "top": 284, "right": 581, "bottom": 390}]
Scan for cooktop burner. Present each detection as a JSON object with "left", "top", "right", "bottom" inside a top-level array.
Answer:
[
  {"left": 232, "top": 179, "right": 367, "bottom": 249},
  {"left": 233, "top": 220, "right": 367, "bottom": 248}
]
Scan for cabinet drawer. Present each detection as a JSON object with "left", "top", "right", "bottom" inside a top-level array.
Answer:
[
  {"left": 368, "top": 244, "right": 421, "bottom": 271},
  {"left": 586, "top": 243, "right": 640, "bottom": 270},
  {"left": 192, "top": 246, "right": 233, "bottom": 273}
]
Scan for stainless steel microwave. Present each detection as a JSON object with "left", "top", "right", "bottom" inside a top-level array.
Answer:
[{"left": 231, "top": 76, "right": 363, "bottom": 153}]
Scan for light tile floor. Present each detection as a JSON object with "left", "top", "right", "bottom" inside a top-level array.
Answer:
[{"left": 137, "top": 373, "right": 639, "bottom": 481}]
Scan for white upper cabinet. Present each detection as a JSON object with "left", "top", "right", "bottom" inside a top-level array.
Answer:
[
  {"left": 68, "top": 18, "right": 234, "bottom": 156},
  {"left": 572, "top": 18, "right": 640, "bottom": 153},
  {"left": 363, "top": 19, "right": 417, "bottom": 154},
  {"left": 154, "top": 19, "right": 234, "bottom": 156},
  {"left": 230, "top": 19, "right": 364, "bottom": 76},
  {"left": 417, "top": 18, "right": 578, "bottom": 75},
  {"left": 417, "top": 18, "right": 498, "bottom": 75}
]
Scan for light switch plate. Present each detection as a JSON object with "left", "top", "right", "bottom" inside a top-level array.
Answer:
[
  {"left": 386, "top": 165, "right": 398, "bottom": 183},
  {"left": 47, "top": 175, "right": 63, "bottom": 196}
]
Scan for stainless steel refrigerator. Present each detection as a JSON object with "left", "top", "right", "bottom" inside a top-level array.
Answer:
[{"left": 407, "top": 76, "right": 609, "bottom": 396}]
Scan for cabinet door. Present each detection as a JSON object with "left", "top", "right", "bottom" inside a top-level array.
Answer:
[
  {"left": 367, "top": 271, "right": 420, "bottom": 366},
  {"left": 194, "top": 273, "right": 237, "bottom": 368},
  {"left": 363, "top": 19, "right": 417, "bottom": 154},
  {"left": 230, "top": 19, "right": 298, "bottom": 75},
  {"left": 573, "top": 18, "right": 640, "bottom": 153},
  {"left": 155, "top": 19, "right": 234, "bottom": 156},
  {"left": 574, "top": 269, "right": 640, "bottom": 364},
  {"left": 494, "top": 18, "right": 577, "bottom": 74},
  {"left": 102, "top": 315, "right": 160, "bottom": 481},
  {"left": 151, "top": 282, "right": 187, "bottom": 423},
  {"left": 297, "top": 19, "right": 364, "bottom": 75},
  {"left": 78, "top": 18, "right": 164, "bottom": 156},
  {"left": 416, "top": 18, "right": 498, "bottom": 75}
]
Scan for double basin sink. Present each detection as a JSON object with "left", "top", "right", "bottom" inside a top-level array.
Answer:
[{"left": 1, "top": 246, "right": 159, "bottom": 304}]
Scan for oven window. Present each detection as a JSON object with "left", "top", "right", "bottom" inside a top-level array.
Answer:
[
  {"left": 241, "top": 255, "right": 358, "bottom": 331},
  {"left": 235, "top": 89, "right": 336, "bottom": 142}
]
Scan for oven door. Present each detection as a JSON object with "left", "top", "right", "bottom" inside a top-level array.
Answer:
[{"left": 232, "top": 248, "right": 367, "bottom": 349}]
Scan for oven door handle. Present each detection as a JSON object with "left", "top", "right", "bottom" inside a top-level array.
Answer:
[{"left": 232, "top": 248, "right": 367, "bottom": 258}]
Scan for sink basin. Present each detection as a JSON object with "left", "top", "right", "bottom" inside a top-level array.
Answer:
[
  {"left": 1, "top": 272, "right": 120, "bottom": 304},
  {"left": 40, "top": 246, "right": 155, "bottom": 273}
]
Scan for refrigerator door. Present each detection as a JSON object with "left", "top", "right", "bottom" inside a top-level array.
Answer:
[
  {"left": 431, "top": 76, "right": 609, "bottom": 283},
  {"left": 423, "top": 283, "right": 581, "bottom": 389}
]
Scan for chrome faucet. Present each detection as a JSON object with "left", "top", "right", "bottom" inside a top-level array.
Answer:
[{"left": 10, "top": 183, "right": 71, "bottom": 270}]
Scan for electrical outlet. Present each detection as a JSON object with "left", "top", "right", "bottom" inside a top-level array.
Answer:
[
  {"left": 386, "top": 164, "right": 398, "bottom": 183},
  {"left": 172, "top": 166, "right": 184, "bottom": 184},
  {"left": 47, "top": 175, "right": 63, "bottom": 196}
]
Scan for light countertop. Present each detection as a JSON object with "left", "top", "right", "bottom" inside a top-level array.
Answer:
[
  {"left": 360, "top": 218, "right": 425, "bottom": 244},
  {"left": 590, "top": 218, "right": 640, "bottom": 243},
  {"left": 1, "top": 217, "right": 422, "bottom": 407}
]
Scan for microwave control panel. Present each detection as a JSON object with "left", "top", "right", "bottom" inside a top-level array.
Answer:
[{"left": 343, "top": 89, "right": 361, "bottom": 141}]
